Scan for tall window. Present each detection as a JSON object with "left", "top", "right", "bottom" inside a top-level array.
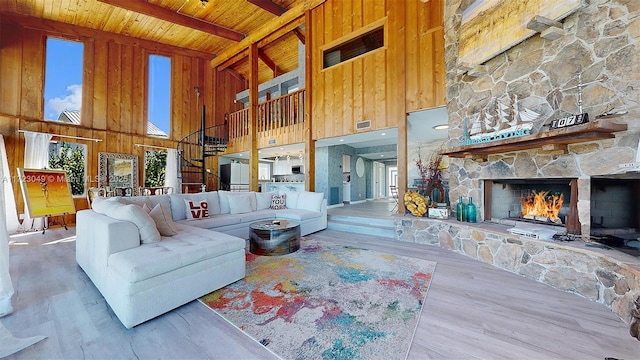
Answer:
[
  {"left": 48, "top": 142, "right": 87, "bottom": 196},
  {"left": 44, "top": 38, "right": 84, "bottom": 122},
  {"left": 148, "top": 55, "right": 171, "bottom": 137},
  {"left": 145, "top": 150, "right": 167, "bottom": 187}
]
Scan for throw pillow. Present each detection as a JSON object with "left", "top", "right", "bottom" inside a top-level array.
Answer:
[
  {"left": 282, "top": 190, "right": 301, "bottom": 209},
  {"left": 184, "top": 199, "right": 209, "bottom": 220},
  {"left": 149, "top": 204, "right": 178, "bottom": 236},
  {"left": 270, "top": 194, "right": 286, "bottom": 210},
  {"left": 142, "top": 203, "right": 152, "bottom": 213},
  {"left": 104, "top": 203, "right": 161, "bottom": 244},
  {"left": 297, "top": 191, "right": 325, "bottom": 212},
  {"left": 229, "top": 193, "right": 254, "bottom": 214},
  {"left": 255, "top": 191, "right": 276, "bottom": 210}
]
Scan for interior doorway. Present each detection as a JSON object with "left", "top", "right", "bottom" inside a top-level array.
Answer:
[{"left": 372, "top": 162, "right": 386, "bottom": 199}]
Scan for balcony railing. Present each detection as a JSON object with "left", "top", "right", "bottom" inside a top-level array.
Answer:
[{"left": 228, "top": 89, "right": 305, "bottom": 141}]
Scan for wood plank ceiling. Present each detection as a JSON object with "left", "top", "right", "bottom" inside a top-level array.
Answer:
[{"left": 0, "top": 0, "right": 304, "bottom": 84}]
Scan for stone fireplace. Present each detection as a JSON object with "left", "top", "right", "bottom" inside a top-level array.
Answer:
[{"left": 393, "top": 0, "right": 640, "bottom": 325}]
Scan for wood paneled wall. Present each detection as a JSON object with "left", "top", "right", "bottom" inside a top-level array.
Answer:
[
  {"left": 0, "top": 19, "right": 237, "bottom": 221},
  {"left": 310, "top": 0, "right": 445, "bottom": 140}
]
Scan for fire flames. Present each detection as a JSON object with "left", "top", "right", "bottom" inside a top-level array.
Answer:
[{"left": 520, "top": 190, "right": 564, "bottom": 224}]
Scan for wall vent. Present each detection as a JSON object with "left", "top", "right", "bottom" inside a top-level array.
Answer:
[
  {"left": 356, "top": 120, "right": 371, "bottom": 130},
  {"left": 268, "top": 138, "right": 277, "bottom": 145}
]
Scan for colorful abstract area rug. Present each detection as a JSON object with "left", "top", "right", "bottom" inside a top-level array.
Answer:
[{"left": 199, "top": 239, "right": 436, "bottom": 360}]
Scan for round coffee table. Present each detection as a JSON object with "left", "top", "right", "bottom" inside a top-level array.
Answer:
[{"left": 249, "top": 219, "right": 300, "bottom": 256}]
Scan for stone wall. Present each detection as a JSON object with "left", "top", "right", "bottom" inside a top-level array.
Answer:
[
  {"left": 395, "top": 217, "right": 640, "bottom": 324},
  {"left": 443, "top": 0, "right": 640, "bottom": 236}
]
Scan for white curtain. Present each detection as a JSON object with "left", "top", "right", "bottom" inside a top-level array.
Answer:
[
  {"left": 0, "top": 136, "right": 19, "bottom": 235},
  {"left": 164, "top": 148, "right": 181, "bottom": 194},
  {"left": 0, "top": 137, "right": 14, "bottom": 317},
  {"left": 23, "top": 132, "right": 53, "bottom": 231}
]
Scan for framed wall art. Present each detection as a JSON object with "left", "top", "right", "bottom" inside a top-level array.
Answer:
[{"left": 17, "top": 168, "right": 76, "bottom": 218}]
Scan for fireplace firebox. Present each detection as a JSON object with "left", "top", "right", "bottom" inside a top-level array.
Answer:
[
  {"left": 484, "top": 179, "right": 580, "bottom": 234},
  {"left": 482, "top": 177, "right": 640, "bottom": 256}
]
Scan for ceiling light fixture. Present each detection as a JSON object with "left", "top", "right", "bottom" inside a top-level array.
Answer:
[
  {"left": 200, "top": 0, "right": 208, "bottom": 8},
  {"left": 381, "top": 133, "right": 386, "bottom": 136},
  {"left": 433, "top": 124, "right": 449, "bottom": 130}
]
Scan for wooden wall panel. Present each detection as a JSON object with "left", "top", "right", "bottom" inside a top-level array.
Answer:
[
  {"left": 311, "top": 0, "right": 445, "bottom": 140},
  {"left": 0, "top": 19, "right": 215, "bottom": 220},
  {"left": 405, "top": 0, "right": 445, "bottom": 113},
  {"left": 0, "top": 23, "right": 22, "bottom": 116}
]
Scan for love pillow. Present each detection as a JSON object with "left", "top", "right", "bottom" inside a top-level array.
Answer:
[{"left": 184, "top": 199, "right": 209, "bottom": 220}]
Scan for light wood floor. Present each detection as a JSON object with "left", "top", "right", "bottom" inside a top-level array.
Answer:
[{"left": 3, "top": 208, "right": 640, "bottom": 359}]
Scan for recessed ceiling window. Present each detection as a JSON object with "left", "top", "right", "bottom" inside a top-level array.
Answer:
[
  {"left": 44, "top": 37, "right": 84, "bottom": 122},
  {"left": 323, "top": 27, "right": 384, "bottom": 69},
  {"left": 148, "top": 55, "right": 171, "bottom": 137}
]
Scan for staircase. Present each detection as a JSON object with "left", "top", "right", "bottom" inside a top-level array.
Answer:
[
  {"left": 177, "top": 121, "right": 228, "bottom": 193},
  {"left": 327, "top": 214, "right": 396, "bottom": 239}
]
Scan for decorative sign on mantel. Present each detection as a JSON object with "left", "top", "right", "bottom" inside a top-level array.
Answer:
[
  {"left": 459, "top": 0, "right": 582, "bottom": 66},
  {"left": 460, "top": 94, "right": 541, "bottom": 146}
]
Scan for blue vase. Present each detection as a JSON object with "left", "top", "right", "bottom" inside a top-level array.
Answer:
[
  {"left": 456, "top": 196, "right": 465, "bottom": 222},
  {"left": 466, "top": 197, "right": 477, "bottom": 223}
]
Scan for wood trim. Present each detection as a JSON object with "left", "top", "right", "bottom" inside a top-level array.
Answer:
[
  {"left": 441, "top": 120, "right": 628, "bottom": 159},
  {"left": 293, "top": 28, "right": 305, "bottom": 45},
  {"left": 304, "top": 10, "right": 314, "bottom": 192},
  {"left": 319, "top": 16, "right": 387, "bottom": 52},
  {"left": 258, "top": 50, "right": 279, "bottom": 77},
  {"left": 248, "top": 43, "right": 259, "bottom": 192}
]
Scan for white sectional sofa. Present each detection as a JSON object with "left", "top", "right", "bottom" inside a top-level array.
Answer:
[
  {"left": 168, "top": 190, "right": 327, "bottom": 238},
  {"left": 75, "top": 190, "right": 327, "bottom": 329}
]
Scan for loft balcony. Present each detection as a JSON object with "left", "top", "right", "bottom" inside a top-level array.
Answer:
[{"left": 225, "top": 89, "right": 306, "bottom": 153}]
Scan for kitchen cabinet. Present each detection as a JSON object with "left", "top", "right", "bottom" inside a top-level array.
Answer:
[
  {"left": 273, "top": 161, "right": 292, "bottom": 175},
  {"left": 343, "top": 154, "right": 351, "bottom": 173},
  {"left": 230, "top": 163, "right": 249, "bottom": 184},
  {"left": 221, "top": 163, "right": 249, "bottom": 185}
]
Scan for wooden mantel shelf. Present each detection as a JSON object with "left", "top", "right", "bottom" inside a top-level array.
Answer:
[{"left": 441, "top": 119, "right": 628, "bottom": 159}]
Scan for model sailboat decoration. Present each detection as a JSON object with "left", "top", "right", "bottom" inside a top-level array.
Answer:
[{"left": 462, "top": 94, "right": 541, "bottom": 145}]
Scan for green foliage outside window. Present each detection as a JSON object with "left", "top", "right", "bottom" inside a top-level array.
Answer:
[
  {"left": 145, "top": 151, "right": 167, "bottom": 187},
  {"left": 49, "top": 142, "right": 86, "bottom": 196}
]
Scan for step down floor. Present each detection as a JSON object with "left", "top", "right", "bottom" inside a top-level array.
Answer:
[{"left": 327, "top": 214, "right": 396, "bottom": 239}]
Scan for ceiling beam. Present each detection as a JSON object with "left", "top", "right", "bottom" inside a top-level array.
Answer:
[
  {"left": 293, "top": 28, "right": 305, "bottom": 44},
  {"left": 211, "top": 0, "right": 325, "bottom": 68},
  {"left": 98, "top": 0, "right": 245, "bottom": 42},
  {"left": 258, "top": 50, "right": 279, "bottom": 77},
  {"left": 246, "top": 0, "right": 287, "bottom": 16}
]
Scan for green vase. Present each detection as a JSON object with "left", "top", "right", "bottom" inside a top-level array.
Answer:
[
  {"left": 466, "top": 197, "right": 477, "bottom": 223},
  {"left": 456, "top": 196, "right": 465, "bottom": 222}
]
